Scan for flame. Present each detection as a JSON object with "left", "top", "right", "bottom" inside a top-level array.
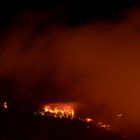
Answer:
[{"left": 43, "top": 103, "right": 75, "bottom": 119}]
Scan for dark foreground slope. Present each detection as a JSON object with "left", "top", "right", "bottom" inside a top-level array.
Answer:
[{"left": 0, "top": 110, "right": 124, "bottom": 140}]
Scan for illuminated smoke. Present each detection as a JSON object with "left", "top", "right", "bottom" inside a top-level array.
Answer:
[{"left": 0, "top": 6, "right": 140, "bottom": 138}]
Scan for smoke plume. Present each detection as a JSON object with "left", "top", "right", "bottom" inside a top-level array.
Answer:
[{"left": 0, "top": 4, "right": 140, "bottom": 138}]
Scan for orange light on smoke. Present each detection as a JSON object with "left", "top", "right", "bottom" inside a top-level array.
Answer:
[{"left": 117, "top": 114, "right": 122, "bottom": 117}]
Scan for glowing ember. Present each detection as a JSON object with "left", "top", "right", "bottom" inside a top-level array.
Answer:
[
  {"left": 3, "top": 102, "right": 8, "bottom": 109},
  {"left": 43, "top": 103, "right": 75, "bottom": 119},
  {"left": 85, "top": 118, "right": 93, "bottom": 123},
  {"left": 98, "top": 122, "right": 110, "bottom": 129}
]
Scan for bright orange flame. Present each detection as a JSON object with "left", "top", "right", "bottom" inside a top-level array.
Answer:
[{"left": 43, "top": 103, "right": 75, "bottom": 119}]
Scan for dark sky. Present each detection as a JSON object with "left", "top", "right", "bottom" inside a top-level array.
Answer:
[{"left": 0, "top": 0, "right": 139, "bottom": 29}]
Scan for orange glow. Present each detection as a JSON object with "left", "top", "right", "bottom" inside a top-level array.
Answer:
[
  {"left": 98, "top": 122, "right": 110, "bottom": 129},
  {"left": 117, "top": 114, "right": 122, "bottom": 117},
  {"left": 43, "top": 103, "right": 75, "bottom": 119},
  {"left": 85, "top": 118, "right": 93, "bottom": 123}
]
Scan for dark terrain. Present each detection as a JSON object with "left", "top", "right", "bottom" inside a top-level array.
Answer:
[{"left": 0, "top": 108, "right": 124, "bottom": 140}]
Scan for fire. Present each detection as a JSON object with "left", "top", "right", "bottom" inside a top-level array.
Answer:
[
  {"left": 98, "top": 122, "right": 110, "bottom": 129},
  {"left": 40, "top": 102, "right": 112, "bottom": 131},
  {"left": 85, "top": 118, "right": 93, "bottom": 123},
  {"left": 43, "top": 103, "right": 75, "bottom": 119}
]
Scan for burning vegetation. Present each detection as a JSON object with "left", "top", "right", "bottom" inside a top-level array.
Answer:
[
  {"left": 0, "top": 100, "right": 125, "bottom": 139},
  {"left": 42, "top": 103, "right": 75, "bottom": 119},
  {"left": 0, "top": 100, "right": 112, "bottom": 131},
  {"left": 39, "top": 102, "right": 112, "bottom": 131}
]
